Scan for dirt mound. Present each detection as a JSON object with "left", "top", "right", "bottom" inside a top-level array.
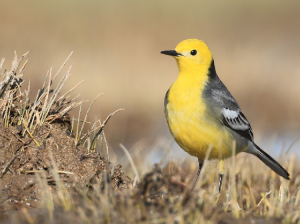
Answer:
[
  {"left": 0, "top": 117, "right": 132, "bottom": 215},
  {"left": 0, "top": 52, "right": 133, "bottom": 222}
]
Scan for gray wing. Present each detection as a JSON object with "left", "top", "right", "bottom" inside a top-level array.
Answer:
[
  {"left": 221, "top": 106, "right": 254, "bottom": 141},
  {"left": 204, "top": 75, "right": 254, "bottom": 142}
]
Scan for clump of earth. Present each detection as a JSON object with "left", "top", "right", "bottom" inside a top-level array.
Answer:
[{"left": 0, "top": 117, "right": 132, "bottom": 220}]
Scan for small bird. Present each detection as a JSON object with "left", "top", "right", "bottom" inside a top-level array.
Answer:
[{"left": 161, "top": 39, "right": 289, "bottom": 193}]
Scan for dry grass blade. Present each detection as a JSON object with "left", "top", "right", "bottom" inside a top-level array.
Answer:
[
  {"left": 21, "top": 207, "right": 34, "bottom": 224},
  {"left": 11, "top": 51, "right": 19, "bottom": 72},
  {"left": 191, "top": 144, "right": 212, "bottom": 191},
  {"left": 19, "top": 58, "right": 29, "bottom": 74},
  {"left": 120, "top": 143, "right": 140, "bottom": 183},
  {"left": 0, "top": 58, "right": 5, "bottom": 75},
  {"left": 50, "top": 51, "right": 73, "bottom": 86},
  {"left": 285, "top": 135, "right": 300, "bottom": 155},
  {"left": 103, "top": 132, "right": 109, "bottom": 160},
  {"left": 79, "top": 118, "right": 101, "bottom": 142},
  {"left": 78, "top": 93, "right": 103, "bottom": 140},
  {"left": 22, "top": 119, "right": 40, "bottom": 146},
  {"left": 56, "top": 80, "right": 85, "bottom": 103},
  {"left": 41, "top": 68, "right": 52, "bottom": 117},
  {"left": 257, "top": 191, "right": 272, "bottom": 207},
  {"left": 36, "top": 72, "right": 49, "bottom": 103},
  {"left": 89, "top": 108, "right": 123, "bottom": 149},
  {"left": 75, "top": 102, "right": 83, "bottom": 145}
]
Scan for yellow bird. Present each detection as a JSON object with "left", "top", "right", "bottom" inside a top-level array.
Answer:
[{"left": 161, "top": 39, "right": 289, "bottom": 192}]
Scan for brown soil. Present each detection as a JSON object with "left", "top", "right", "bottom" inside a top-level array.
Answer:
[{"left": 0, "top": 117, "right": 131, "bottom": 222}]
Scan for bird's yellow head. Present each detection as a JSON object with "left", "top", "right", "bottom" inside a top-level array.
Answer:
[{"left": 161, "top": 39, "right": 213, "bottom": 74}]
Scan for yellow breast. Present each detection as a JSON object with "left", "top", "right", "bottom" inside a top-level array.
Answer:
[{"left": 166, "top": 73, "right": 232, "bottom": 161}]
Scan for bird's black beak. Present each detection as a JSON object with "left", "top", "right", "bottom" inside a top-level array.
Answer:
[{"left": 160, "top": 50, "right": 182, "bottom": 57}]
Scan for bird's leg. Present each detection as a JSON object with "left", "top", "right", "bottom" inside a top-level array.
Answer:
[
  {"left": 218, "top": 159, "right": 225, "bottom": 193},
  {"left": 191, "top": 162, "right": 203, "bottom": 191}
]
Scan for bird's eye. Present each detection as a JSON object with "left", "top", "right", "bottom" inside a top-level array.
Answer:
[{"left": 190, "top": 50, "right": 197, "bottom": 56}]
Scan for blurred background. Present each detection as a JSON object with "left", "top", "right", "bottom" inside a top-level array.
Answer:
[{"left": 1, "top": 0, "right": 300, "bottom": 161}]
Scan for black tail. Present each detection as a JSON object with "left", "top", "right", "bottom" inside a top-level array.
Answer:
[{"left": 246, "top": 143, "right": 290, "bottom": 180}]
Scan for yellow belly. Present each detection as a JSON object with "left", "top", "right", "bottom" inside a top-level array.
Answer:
[
  {"left": 166, "top": 77, "right": 235, "bottom": 161},
  {"left": 167, "top": 105, "right": 234, "bottom": 160}
]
